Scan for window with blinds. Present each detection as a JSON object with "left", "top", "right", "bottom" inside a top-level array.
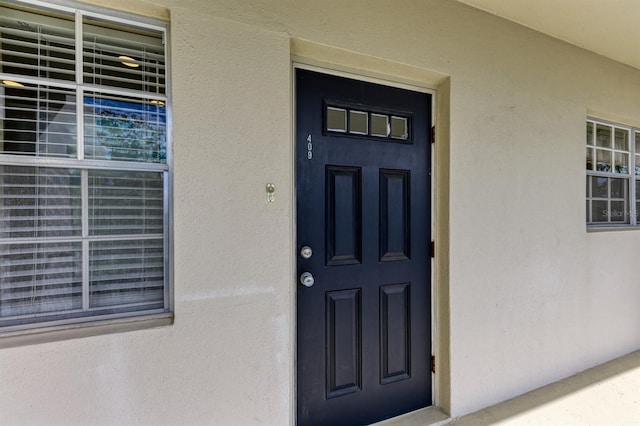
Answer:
[{"left": 0, "top": 1, "right": 171, "bottom": 332}]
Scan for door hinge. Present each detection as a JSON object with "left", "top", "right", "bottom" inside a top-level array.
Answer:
[
  {"left": 431, "top": 126, "right": 435, "bottom": 144},
  {"left": 430, "top": 241, "right": 435, "bottom": 258},
  {"left": 431, "top": 355, "right": 436, "bottom": 374}
]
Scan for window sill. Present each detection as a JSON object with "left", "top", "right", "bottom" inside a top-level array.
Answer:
[
  {"left": 0, "top": 313, "right": 174, "bottom": 350},
  {"left": 587, "top": 225, "right": 640, "bottom": 233}
]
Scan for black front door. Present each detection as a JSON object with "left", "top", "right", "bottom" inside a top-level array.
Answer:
[{"left": 296, "top": 69, "right": 432, "bottom": 426}]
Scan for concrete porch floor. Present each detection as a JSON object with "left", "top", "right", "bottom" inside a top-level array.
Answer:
[{"left": 376, "top": 349, "right": 640, "bottom": 426}]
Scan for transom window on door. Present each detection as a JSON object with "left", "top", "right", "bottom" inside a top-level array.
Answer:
[
  {"left": 0, "top": 0, "right": 171, "bottom": 334},
  {"left": 586, "top": 118, "right": 640, "bottom": 227},
  {"left": 324, "top": 102, "right": 412, "bottom": 142}
]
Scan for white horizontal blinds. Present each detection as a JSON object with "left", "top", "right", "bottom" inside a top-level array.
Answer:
[
  {"left": 82, "top": 18, "right": 165, "bottom": 95},
  {"left": 82, "top": 18, "right": 167, "bottom": 314},
  {"left": 0, "top": 165, "right": 81, "bottom": 239},
  {"left": 1, "top": 5, "right": 77, "bottom": 158},
  {"left": 89, "top": 239, "right": 164, "bottom": 308},
  {"left": 84, "top": 92, "right": 166, "bottom": 163},
  {"left": 0, "top": 165, "right": 82, "bottom": 319},
  {"left": 0, "top": 241, "right": 82, "bottom": 318},
  {"left": 0, "top": 84, "right": 77, "bottom": 157},
  {"left": 0, "top": 6, "right": 76, "bottom": 82},
  {"left": 0, "top": 2, "right": 169, "bottom": 329},
  {"left": 88, "top": 170, "right": 163, "bottom": 236}
]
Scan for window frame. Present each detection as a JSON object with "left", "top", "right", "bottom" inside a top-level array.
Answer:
[
  {"left": 586, "top": 117, "right": 640, "bottom": 229},
  {"left": 0, "top": 0, "right": 173, "bottom": 339}
]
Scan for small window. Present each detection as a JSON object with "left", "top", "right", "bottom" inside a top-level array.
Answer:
[
  {"left": 390, "top": 116, "right": 408, "bottom": 140},
  {"left": 586, "top": 118, "right": 639, "bottom": 227},
  {"left": 324, "top": 102, "right": 412, "bottom": 143},
  {"left": 326, "top": 107, "right": 347, "bottom": 132},
  {"left": 0, "top": 1, "right": 171, "bottom": 334},
  {"left": 370, "top": 114, "right": 389, "bottom": 137},
  {"left": 349, "top": 110, "right": 368, "bottom": 135}
]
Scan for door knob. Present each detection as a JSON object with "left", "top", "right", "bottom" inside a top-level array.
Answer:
[{"left": 300, "top": 272, "right": 315, "bottom": 287}]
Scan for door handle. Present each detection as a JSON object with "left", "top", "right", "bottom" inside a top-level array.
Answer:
[{"left": 300, "top": 272, "right": 315, "bottom": 287}]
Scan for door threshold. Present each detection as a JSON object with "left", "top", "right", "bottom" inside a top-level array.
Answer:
[{"left": 371, "top": 406, "right": 450, "bottom": 426}]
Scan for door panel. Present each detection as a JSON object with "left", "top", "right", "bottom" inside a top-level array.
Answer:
[
  {"left": 296, "top": 69, "right": 432, "bottom": 426},
  {"left": 380, "top": 169, "right": 411, "bottom": 262},
  {"left": 326, "top": 288, "right": 362, "bottom": 398},
  {"left": 326, "top": 166, "right": 362, "bottom": 265},
  {"left": 380, "top": 282, "right": 411, "bottom": 384}
]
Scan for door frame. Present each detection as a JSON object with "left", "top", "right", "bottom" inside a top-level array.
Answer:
[{"left": 291, "top": 60, "right": 441, "bottom": 422}]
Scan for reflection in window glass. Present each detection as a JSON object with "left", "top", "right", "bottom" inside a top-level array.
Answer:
[{"left": 84, "top": 95, "right": 166, "bottom": 163}]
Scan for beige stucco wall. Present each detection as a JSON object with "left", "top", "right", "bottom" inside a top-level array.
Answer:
[{"left": 2, "top": 0, "right": 640, "bottom": 423}]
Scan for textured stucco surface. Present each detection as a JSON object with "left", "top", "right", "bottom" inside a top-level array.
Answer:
[{"left": 2, "top": 0, "right": 640, "bottom": 424}]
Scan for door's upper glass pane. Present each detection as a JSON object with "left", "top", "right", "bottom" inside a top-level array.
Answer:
[
  {"left": 349, "top": 110, "right": 367, "bottom": 135},
  {"left": 327, "top": 107, "right": 347, "bottom": 133},
  {"left": 390, "top": 116, "right": 408, "bottom": 140},
  {"left": 370, "top": 114, "right": 389, "bottom": 137}
]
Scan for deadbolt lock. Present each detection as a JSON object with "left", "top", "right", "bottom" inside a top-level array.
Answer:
[{"left": 300, "top": 245, "right": 313, "bottom": 259}]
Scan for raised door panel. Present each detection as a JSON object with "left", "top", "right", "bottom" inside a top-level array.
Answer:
[
  {"left": 380, "top": 283, "right": 411, "bottom": 384},
  {"left": 326, "top": 289, "right": 362, "bottom": 398},
  {"left": 380, "top": 169, "right": 410, "bottom": 262},
  {"left": 326, "top": 166, "right": 362, "bottom": 266}
]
